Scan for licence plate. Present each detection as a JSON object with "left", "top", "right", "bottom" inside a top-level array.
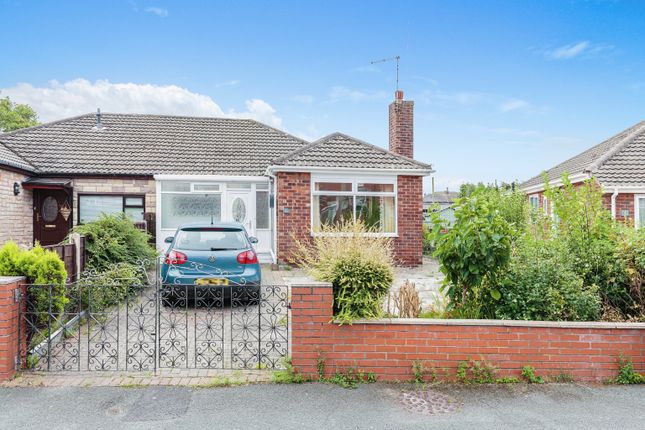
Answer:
[{"left": 195, "top": 278, "right": 229, "bottom": 286}]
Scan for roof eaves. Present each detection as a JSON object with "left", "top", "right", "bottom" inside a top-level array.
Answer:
[{"left": 0, "top": 142, "right": 37, "bottom": 173}]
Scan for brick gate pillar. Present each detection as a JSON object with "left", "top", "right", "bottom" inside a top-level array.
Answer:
[{"left": 0, "top": 276, "right": 26, "bottom": 381}]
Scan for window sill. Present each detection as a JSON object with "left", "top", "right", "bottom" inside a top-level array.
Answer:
[{"left": 310, "top": 232, "right": 398, "bottom": 238}]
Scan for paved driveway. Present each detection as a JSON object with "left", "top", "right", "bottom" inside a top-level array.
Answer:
[
  {"left": 0, "top": 383, "right": 643, "bottom": 429},
  {"left": 28, "top": 265, "right": 289, "bottom": 372}
]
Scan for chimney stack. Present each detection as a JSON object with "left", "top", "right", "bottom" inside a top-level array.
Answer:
[{"left": 388, "top": 90, "right": 414, "bottom": 158}]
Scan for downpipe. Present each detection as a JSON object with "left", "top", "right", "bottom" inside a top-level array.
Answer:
[{"left": 611, "top": 188, "right": 619, "bottom": 219}]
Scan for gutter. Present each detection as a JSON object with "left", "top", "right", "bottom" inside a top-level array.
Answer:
[{"left": 266, "top": 165, "right": 434, "bottom": 176}]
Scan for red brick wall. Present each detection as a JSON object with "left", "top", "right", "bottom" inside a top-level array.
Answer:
[
  {"left": 0, "top": 168, "right": 33, "bottom": 246},
  {"left": 275, "top": 172, "right": 311, "bottom": 263},
  {"left": 291, "top": 284, "right": 645, "bottom": 382},
  {"left": 275, "top": 172, "right": 424, "bottom": 266},
  {"left": 614, "top": 193, "right": 635, "bottom": 224},
  {"left": 394, "top": 176, "right": 423, "bottom": 266},
  {"left": 0, "top": 277, "right": 26, "bottom": 381},
  {"left": 388, "top": 96, "right": 414, "bottom": 159}
]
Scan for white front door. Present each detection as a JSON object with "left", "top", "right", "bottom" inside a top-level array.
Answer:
[{"left": 227, "top": 191, "right": 253, "bottom": 236}]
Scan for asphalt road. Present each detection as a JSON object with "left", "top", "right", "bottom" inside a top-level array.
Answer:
[{"left": 1, "top": 383, "right": 643, "bottom": 429}]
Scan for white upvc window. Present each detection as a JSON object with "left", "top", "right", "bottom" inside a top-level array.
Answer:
[
  {"left": 311, "top": 176, "right": 397, "bottom": 235},
  {"left": 159, "top": 181, "right": 223, "bottom": 229},
  {"left": 635, "top": 195, "right": 645, "bottom": 229},
  {"left": 543, "top": 196, "right": 549, "bottom": 215},
  {"left": 529, "top": 195, "right": 539, "bottom": 210}
]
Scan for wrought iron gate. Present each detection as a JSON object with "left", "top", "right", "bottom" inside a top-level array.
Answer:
[{"left": 17, "top": 277, "right": 289, "bottom": 372}]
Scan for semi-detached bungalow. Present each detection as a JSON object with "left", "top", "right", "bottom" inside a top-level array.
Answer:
[
  {"left": 0, "top": 91, "right": 433, "bottom": 266},
  {"left": 520, "top": 120, "right": 645, "bottom": 228}
]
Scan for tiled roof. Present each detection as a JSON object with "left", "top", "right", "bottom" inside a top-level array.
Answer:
[
  {"left": 0, "top": 141, "right": 35, "bottom": 172},
  {"left": 0, "top": 113, "right": 308, "bottom": 176},
  {"left": 521, "top": 120, "right": 645, "bottom": 189},
  {"left": 271, "top": 132, "right": 432, "bottom": 171},
  {"left": 0, "top": 114, "right": 432, "bottom": 176},
  {"left": 423, "top": 190, "right": 459, "bottom": 204}
]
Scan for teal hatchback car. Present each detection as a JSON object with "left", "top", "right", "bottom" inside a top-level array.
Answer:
[{"left": 160, "top": 223, "right": 261, "bottom": 303}]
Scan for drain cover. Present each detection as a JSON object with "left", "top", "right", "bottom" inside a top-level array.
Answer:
[{"left": 399, "top": 389, "right": 460, "bottom": 415}]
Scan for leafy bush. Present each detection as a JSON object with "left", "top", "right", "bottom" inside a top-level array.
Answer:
[
  {"left": 422, "top": 224, "right": 434, "bottom": 254},
  {"left": 544, "top": 178, "right": 632, "bottom": 312},
  {"left": 431, "top": 188, "right": 513, "bottom": 317},
  {"left": 69, "top": 263, "right": 144, "bottom": 313},
  {"left": 493, "top": 237, "right": 601, "bottom": 321},
  {"left": 0, "top": 241, "right": 67, "bottom": 321},
  {"left": 435, "top": 175, "right": 644, "bottom": 322},
  {"left": 617, "top": 228, "right": 645, "bottom": 316},
  {"left": 72, "top": 213, "right": 157, "bottom": 271},
  {"left": 294, "top": 220, "right": 394, "bottom": 323}
]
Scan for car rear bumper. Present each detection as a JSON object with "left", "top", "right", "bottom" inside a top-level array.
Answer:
[{"left": 160, "top": 283, "right": 261, "bottom": 301}]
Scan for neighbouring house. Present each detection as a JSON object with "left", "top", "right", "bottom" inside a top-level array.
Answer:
[
  {"left": 0, "top": 90, "right": 433, "bottom": 266},
  {"left": 520, "top": 120, "right": 645, "bottom": 228},
  {"left": 423, "top": 189, "right": 459, "bottom": 225}
]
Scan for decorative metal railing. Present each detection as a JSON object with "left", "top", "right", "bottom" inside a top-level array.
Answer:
[{"left": 17, "top": 261, "right": 289, "bottom": 372}]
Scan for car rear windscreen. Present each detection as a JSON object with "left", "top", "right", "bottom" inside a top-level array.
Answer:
[{"left": 174, "top": 229, "right": 248, "bottom": 251}]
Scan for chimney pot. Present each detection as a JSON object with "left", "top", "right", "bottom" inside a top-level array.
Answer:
[{"left": 395, "top": 90, "right": 404, "bottom": 100}]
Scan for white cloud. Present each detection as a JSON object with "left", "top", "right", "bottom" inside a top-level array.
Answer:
[
  {"left": 499, "top": 98, "right": 531, "bottom": 113},
  {"left": 328, "top": 86, "right": 388, "bottom": 103},
  {"left": 144, "top": 7, "right": 168, "bottom": 17},
  {"left": 544, "top": 41, "right": 613, "bottom": 60},
  {"left": 0, "top": 79, "right": 282, "bottom": 127},
  {"left": 291, "top": 95, "right": 315, "bottom": 104},
  {"left": 215, "top": 80, "right": 240, "bottom": 88}
]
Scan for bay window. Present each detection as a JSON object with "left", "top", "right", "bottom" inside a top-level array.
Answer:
[{"left": 312, "top": 178, "right": 396, "bottom": 234}]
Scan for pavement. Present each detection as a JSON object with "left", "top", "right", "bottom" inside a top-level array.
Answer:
[{"left": 1, "top": 382, "right": 643, "bottom": 429}]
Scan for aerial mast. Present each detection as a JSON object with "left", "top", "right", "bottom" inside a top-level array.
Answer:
[{"left": 370, "top": 55, "right": 401, "bottom": 90}]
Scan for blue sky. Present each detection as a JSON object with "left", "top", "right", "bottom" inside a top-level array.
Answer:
[{"left": 1, "top": 0, "right": 644, "bottom": 191}]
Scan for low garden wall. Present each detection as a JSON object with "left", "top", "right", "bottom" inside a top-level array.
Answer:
[
  {"left": 290, "top": 283, "right": 645, "bottom": 382},
  {"left": 0, "top": 277, "right": 26, "bottom": 380}
]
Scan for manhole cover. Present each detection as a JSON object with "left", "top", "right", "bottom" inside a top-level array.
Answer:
[{"left": 399, "top": 389, "right": 461, "bottom": 415}]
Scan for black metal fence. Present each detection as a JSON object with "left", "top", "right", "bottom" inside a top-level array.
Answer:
[{"left": 18, "top": 280, "right": 289, "bottom": 372}]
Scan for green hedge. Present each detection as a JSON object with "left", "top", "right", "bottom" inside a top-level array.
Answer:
[
  {"left": 0, "top": 241, "right": 67, "bottom": 321},
  {"left": 72, "top": 213, "right": 158, "bottom": 271}
]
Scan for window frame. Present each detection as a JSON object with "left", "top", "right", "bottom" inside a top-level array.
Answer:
[
  {"left": 255, "top": 189, "right": 270, "bottom": 230},
  {"left": 528, "top": 194, "right": 539, "bottom": 210},
  {"left": 310, "top": 175, "right": 397, "bottom": 237},
  {"left": 77, "top": 193, "right": 146, "bottom": 225},
  {"left": 635, "top": 194, "right": 645, "bottom": 229}
]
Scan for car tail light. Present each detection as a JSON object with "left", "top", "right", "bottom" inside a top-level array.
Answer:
[
  {"left": 165, "top": 250, "right": 187, "bottom": 265},
  {"left": 237, "top": 250, "right": 258, "bottom": 264}
]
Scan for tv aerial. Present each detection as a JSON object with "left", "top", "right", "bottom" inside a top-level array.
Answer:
[{"left": 370, "top": 55, "right": 401, "bottom": 90}]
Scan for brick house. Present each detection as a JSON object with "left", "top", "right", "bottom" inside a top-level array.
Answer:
[
  {"left": 520, "top": 120, "right": 645, "bottom": 228},
  {"left": 0, "top": 91, "right": 432, "bottom": 266}
]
